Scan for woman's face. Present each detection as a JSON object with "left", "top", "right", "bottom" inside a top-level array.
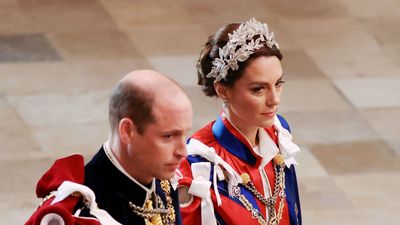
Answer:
[{"left": 222, "top": 56, "right": 284, "bottom": 131}]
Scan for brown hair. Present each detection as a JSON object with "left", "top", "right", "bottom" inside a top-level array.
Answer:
[
  {"left": 108, "top": 81, "right": 154, "bottom": 134},
  {"left": 197, "top": 22, "right": 283, "bottom": 97}
]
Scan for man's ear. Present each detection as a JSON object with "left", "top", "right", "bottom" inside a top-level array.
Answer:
[
  {"left": 214, "top": 82, "right": 229, "bottom": 100},
  {"left": 118, "top": 118, "right": 136, "bottom": 145}
]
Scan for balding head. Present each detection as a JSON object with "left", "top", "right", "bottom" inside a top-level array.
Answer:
[
  {"left": 120, "top": 69, "right": 178, "bottom": 90},
  {"left": 108, "top": 70, "right": 190, "bottom": 134}
]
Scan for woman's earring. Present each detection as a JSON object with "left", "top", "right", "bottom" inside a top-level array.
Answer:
[{"left": 222, "top": 98, "right": 229, "bottom": 108}]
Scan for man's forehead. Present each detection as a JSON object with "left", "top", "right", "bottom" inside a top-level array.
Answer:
[{"left": 150, "top": 97, "right": 192, "bottom": 121}]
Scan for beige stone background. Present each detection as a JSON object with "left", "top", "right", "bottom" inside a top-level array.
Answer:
[{"left": 1, "top": 0, "right": 399, "bottom": 224}]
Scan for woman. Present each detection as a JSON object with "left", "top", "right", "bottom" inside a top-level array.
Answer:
[{"left": 178, "top": 18, "right": 302, "bottom": 225}]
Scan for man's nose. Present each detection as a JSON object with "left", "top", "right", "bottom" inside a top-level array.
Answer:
[{"left": 175, "top": 137, "right": 188, "bottom": 159}]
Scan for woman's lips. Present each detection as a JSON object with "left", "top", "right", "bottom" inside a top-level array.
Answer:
[{"left": 261, "top": 111, "right": 275, "bottom": 117}]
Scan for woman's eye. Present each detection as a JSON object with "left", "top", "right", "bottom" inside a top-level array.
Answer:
[{"left": 251, "top": 87, "right": 264, "bottom": 93}]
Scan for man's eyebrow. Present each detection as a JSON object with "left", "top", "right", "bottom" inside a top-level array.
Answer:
[{"left": 161, "top": 129, "right": 184, "bottom": 134}]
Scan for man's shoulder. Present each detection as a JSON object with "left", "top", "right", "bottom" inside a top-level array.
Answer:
[
  {"left": 84, "top": 147, "right": 110, "bottom": 195},
  {"left": 84, "top": 147, "right": 109, "bottom": 177}
]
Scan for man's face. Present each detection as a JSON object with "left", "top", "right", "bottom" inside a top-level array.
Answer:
[{"left": 127, "top": 95, "right": 193, "bottom": 184}]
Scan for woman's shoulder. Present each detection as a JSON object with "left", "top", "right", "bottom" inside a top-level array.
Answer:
[
  {"left": 190, "top": 120, "right": 217, "bottom": 146},
  {"left": 184, "top": 120, "right": 222, "bottom": 165},
  {"left": 277, "top": 114, "right": 291, "bottom": 132}
]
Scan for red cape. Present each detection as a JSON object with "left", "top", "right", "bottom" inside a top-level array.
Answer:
[{"left": 25, "top": 154, "right": 101, "bottom": 225}]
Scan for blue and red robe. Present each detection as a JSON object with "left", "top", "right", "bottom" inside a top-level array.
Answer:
[{"left": 179, "top": 115, "right": 302, "bottom": 225}]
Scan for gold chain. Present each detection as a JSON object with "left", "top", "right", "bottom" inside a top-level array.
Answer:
[
  {"left": 129, "top": 180, "right": 176, "bottom": 225},
  {"left": 38, "top": 192, "right": 55, "bottom": 208},
  {"left": 233, "top": 188, "right": 268, "bottom": 225},
  {"left": 236, "top": 154, "right": 286, "bottom": 225},
  {"left": 160, "top": 180, "right": 176, "bottom": 224},
  {"left": 129, "top": 199, "right": 169, "bottom": 217}
]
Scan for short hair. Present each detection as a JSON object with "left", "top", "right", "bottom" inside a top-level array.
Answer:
[
  {"left": 197, "top": 22, "right": 283, "bottom": 97},
  {"left": 108, "top": 81, "right": 154, "bottom": 134}
]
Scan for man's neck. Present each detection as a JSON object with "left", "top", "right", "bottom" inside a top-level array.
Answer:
[{"left": 104, "top": 140, "right": 155, "bottom": 194}]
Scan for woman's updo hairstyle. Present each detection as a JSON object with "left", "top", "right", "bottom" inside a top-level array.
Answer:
[{"left": 197, "top": 20, "right": 282, "bottom": 97}]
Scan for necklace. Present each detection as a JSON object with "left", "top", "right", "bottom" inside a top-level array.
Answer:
[
  {"left": 103, "top": 144, "right": 176, "bottom": 224},
  {"left": 129, "top": 180, "right": 176, "bottom": 225},
  {"left": 236, "top": 154, "right": 286, "bottom": 225},
  {"left": 232, "top": 186, "right": 268, "bottom": 225},
  {"left": 129, "top": 198, "right": 167, "bottom": 225}
]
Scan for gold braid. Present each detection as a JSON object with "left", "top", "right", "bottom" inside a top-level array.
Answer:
[{"left": 129, "top": 180, "right": 176, "bottom": 225}]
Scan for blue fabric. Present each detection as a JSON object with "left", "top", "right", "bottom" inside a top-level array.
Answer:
[
  {"left": 185, "top": 154, "right": 260, "bottom": 212},
  {"left": 278, "top": 115, "right": 301, "bottom": 225},
  {"left": 285, "top": 166, "right": 302, "bottom": 225},
  {"left": 212, "top": 116, "right": 258, "bottom": 166},
  {"left": 186, "top": 114, "right": 302, "bottom": 225},
  {"left": 213, "top": 172, "right": 261, "bottom": 213},
  {"left": 277, "top": 114, "right": 291, "bottom": 132},
  {"left": 84, "top": 148, "right": 183, "bottom": 225},
  {"left": 215, "top": 211, "right": 228, "bottom": 225}
]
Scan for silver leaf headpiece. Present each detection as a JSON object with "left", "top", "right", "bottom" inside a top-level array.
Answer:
[{"left": 207, "top": 18, "right": 279, "bottom": 82}]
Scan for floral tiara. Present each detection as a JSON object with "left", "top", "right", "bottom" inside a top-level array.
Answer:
[{"left": 206, "top": 18, "right": 279, "bottom": 82}]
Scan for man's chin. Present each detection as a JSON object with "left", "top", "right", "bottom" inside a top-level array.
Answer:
[{"left": 157, "top": 172, "right": 176, "bottom": 181}]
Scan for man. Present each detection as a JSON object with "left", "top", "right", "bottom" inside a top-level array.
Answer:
[
  {"left": 84, "top": 70, "right": 193, "bottom": 225},
  {"left": 26, "top": 70, "right": 193, "bottom": 225}
]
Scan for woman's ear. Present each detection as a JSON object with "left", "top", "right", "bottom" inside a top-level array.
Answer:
[
  {"left": 214, "top": 82, "right": 228, "bottom": 100},
  {"left": 118, "top": 118, "right": 135, "bottom": 145}
]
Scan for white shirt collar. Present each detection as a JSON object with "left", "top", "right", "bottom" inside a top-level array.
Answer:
[
  {"left": 103, "top": 141, "right": 155, "bottom": 200},
  {"left": 251, "top": 116, "right": 301, "bottom": 168},
  {"left": 222, "top": 112, "right": 300, "bottom": 168},
  {"left": 258, "top": 128, "right": 280, "bottom": 168}
]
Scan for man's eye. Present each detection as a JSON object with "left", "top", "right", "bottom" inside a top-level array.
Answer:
[
  {"left": 163, "top": 134, "right": 174, "bottom": 139},
  {"left": 276, "top": 80, "right": 286, "bottom": 87}
]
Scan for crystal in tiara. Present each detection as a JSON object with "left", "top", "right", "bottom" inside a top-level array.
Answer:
[{"left": 207, "top": 18, "right": 279, "bottom": 82}]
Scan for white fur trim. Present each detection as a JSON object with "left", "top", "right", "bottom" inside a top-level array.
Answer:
[
  {"left": 51, "top": 181, "right": 122, "bottom": 225},
  {"left": 40, "top": 213, "right": 65, "bottom": 225}
]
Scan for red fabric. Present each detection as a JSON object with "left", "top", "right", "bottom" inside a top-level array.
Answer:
[
  {"left": 27, "top": 196, "right": 78, "bottom": 225},
  {"left": 265, "top": 126, "right": 290, "bottom": 225},
  {"left": 36, "top": 154, "right": 84, "bottom": 198},
  {"left": 265, "top": 126, "right": 278, "bottom": 144},
  {"left": 222, "top": 118, "right": 263, "bottom": 168},
  {"left": 179, "top": 119, "right": 290, "bottom": 225},
  {"left": 179, "top": 159, "right": 202, "bottom": 225},
  {"left": 25, "top": 154, "right": 101, "bottom": 225}
]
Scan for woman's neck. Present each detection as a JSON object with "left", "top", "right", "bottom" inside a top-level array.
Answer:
[{"left": 224, "top": 112, "right": 259, "bottom": 147}]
